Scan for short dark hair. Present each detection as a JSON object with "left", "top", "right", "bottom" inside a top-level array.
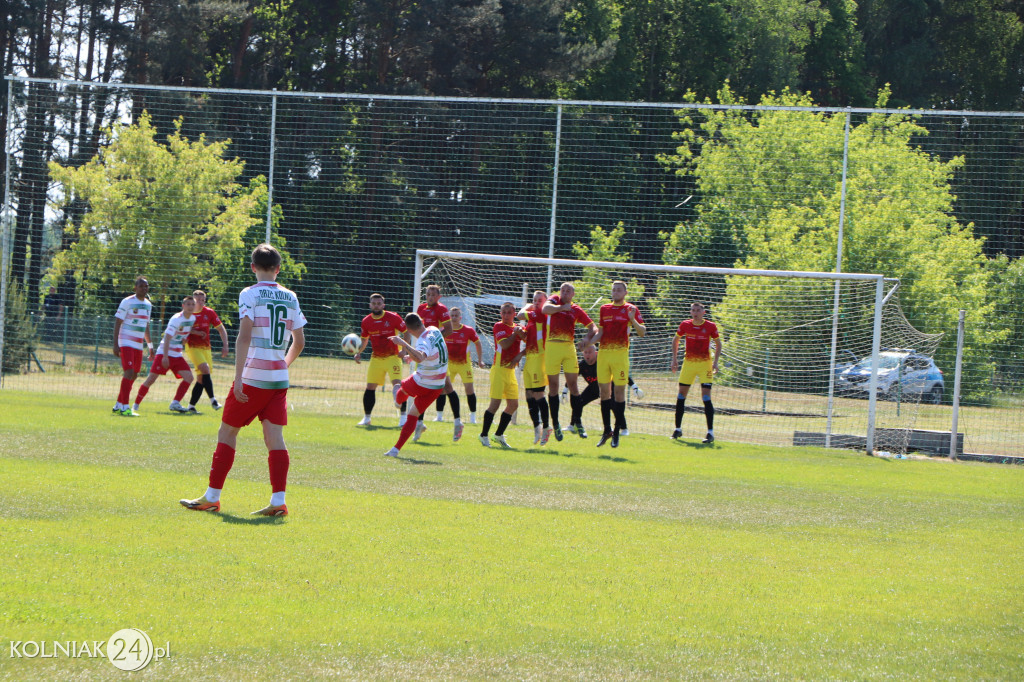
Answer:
[
  {"left": 252, "top": 243, "right": 282, "bottom": 270},
  {"left": 135, "top": 276, "right": 148, "bottom": 286},
  {"left": 370, "top": 293, "right": 384, "bottom": 302},
  {"left": 183, "top": 295, "right": 196, "bottom": 304},
  {"left": 405, "top": 313, "right": 424, "bottom": 330},
  {"left": 193, "top": 289, "right": 205, "bottom": 297}
]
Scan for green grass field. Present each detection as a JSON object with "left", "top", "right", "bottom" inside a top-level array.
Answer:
[{"left": 1, "top": 390, "right": 1023, "bottom": 680}]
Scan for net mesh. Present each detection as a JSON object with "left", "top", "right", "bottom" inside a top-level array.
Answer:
[{"left": 2, "top": 78, "right": 1022, "bottom": 458}]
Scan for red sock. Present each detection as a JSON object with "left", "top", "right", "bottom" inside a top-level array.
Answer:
[
  {"left": 268, "top": 449, "right": 289, "bottom": 493},
  {"left": 173, "top": 379, "right": 190, "bottom": 402},
  {"left": 134, "top": 385, "right": 150, "bottom": 405},
  {"left": 208, "top": 443, "right": 236, "bottom": 489},
  {"left": 117, "top": 377, "right": 134, "bottom": 404},
  {"left": 394, "top": 414, "right": 418, "bottom": 450}
]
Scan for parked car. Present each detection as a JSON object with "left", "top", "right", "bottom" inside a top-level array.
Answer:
[{"left": 835, "top": 349, "right": 944, "bottom": 403}]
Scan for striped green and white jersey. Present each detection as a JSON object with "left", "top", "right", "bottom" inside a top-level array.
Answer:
[
  {"left": 114, "top": 295, "right": 153, "bottom": 350},
  {"left": 239, "top": 281, "right": 307, "bottom": 389}
]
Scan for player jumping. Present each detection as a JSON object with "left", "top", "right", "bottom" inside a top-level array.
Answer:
[
  {"left": 434, "top": 306, "right": 484, "bottom": 439},
  {"left": 480, "top": 302, "right": 527, "bottom": 449},
  {"left": 541, "top": 282, "right": 597, "bottom": 441},
  {"left": 518, "top": 290, "right": 551, "bottom": 445}
]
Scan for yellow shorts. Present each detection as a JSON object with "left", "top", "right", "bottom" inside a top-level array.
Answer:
[
  {"left": 489, "top": 365, "right": 519, "bottom": 400},
  {"left": 367, "top": 354, "right": 403, "bottom": 385},
  {"left": 597, "top": 348, "right": 630, "bottom": 386},
  {"left": 185, "top": 345, "right": 213, "bottom": 370},
  {"left": 448, "top": 361, "right": 474, "bottom": 384},
  {"left": 679, "top": 359, "right": 714, "bottom": 386},
  {"left": 523, "top": 352, "right": 547, "bottom": 390},
  {"left": 544, "top": 341, "right": 579, "bottom": 376}
]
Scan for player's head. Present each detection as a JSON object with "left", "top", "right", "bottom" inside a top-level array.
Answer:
[
  {"left": 369, "top": 293, "right": 385, "bottom": 314},
  {"left": 559, "top": 282, "right": 575, "bottom": 303},
  {"left": 583, "top": 344, "right": 598, "bottom": 364},
  {"left": 691, "top": 302, "right": 705, "bottom": 322},
  {"left": 611, "top": 280, "right": 627, "bottom": 303},
  {"left": 251, "top": 243, "right": 282, "bottom": 277},
  {"left": 450, "top": 306, "right": 462, "bottom": 325},
  {"left": 500, "top": 301, "right": 516, "bottom": 324},
  {"left": 405, "top": 313, "right": 424, "bottom": 336},
  {"left": 192, "top": 289, "right": 206, "bottom": 306},
  {"left": 532, "top": 290, "right": 548, "bottom": 307},
  {"left": 425, "top": 284, "right": 441, "bottom": 306},
  {"left": 182, "top": 294, "right": 196, "bottom": 315},
  {"left": 134, "top": 276, "right": 149, "bottom": 298},
  {"left": 48, "top": 286, "right": 56, "bottom": 294}
]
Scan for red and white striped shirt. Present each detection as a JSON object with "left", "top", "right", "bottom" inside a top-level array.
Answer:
[{"left": 239, "top": 281, "right": 306, "bottom": 389}]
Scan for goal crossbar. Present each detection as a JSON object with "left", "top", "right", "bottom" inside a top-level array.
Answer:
[{"left": 415, "top": 250, "right": 887, "bottom": 455}]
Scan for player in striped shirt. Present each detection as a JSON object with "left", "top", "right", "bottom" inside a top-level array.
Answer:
[
  {"left": 419, "top": 284, "right": 464, "bottom": 431},
  {"left": 582, "top": 280, "right": 646, "bottom": 448},
  {"left": 671, "top": 302, "right": 722, "bottom": 444},
  {"left": 131, "top": 295, "right": 198, "bottom": 414},
  {"left": 384, "top": 314, "right": 449, "bottom": 457},
  {"left": 433, "top": 306, "right": 483, "bottom": 441},
  {"left": 111, "top": 277, "right": 154, "bottom": 416},
  {"left": 355, "top": 293, "right": 408, "bottom": 426},
  {"left": 480, "top": 302, "right": 527, "bottom": 449},
  {"left": 180, "top": 244, "right": 306, "bottom": 517},
  {"left": 541, "top": 282, "right": 597, "bottom": 441},
  {"left": 518, "top": 290, "right": 551, "bottom": 445}
]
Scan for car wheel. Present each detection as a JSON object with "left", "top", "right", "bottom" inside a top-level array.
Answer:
[{"left": 928, "top": 386, "right": 942, "bottom": 404}]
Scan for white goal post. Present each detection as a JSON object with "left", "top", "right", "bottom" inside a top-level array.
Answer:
[{"left": 415, "top": 249, "right": 897, "bottom": 455}]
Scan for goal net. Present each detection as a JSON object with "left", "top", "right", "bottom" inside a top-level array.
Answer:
[{"left": 417, "top": 250, "right": 943, "bottom": 454}]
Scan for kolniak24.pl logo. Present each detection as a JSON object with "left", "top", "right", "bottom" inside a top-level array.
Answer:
[{"left": 9, "top": 629, "right": 169, "bottom": 671}]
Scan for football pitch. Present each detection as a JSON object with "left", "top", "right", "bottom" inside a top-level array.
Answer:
[{"left": 1, "top": 391, "right": 1022, "bottom": 680}]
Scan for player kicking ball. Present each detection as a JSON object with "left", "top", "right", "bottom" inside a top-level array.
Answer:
[
  {"left": 180, "top": 244, "right": 306, "bottom": 516},
  {"left": 384, "top": 314, "right": 449, "bottom": 458},
  {"left": 131, "top": 295, "right": 198, "bottom": 414}
]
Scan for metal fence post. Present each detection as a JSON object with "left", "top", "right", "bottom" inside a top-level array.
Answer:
[
  {"left": 826, "top": 110, "right": 852, "bottom": 447},
  {"left": 546, "top": 104, "right": 563, "bottom": 294},
  {"left": 93, "top": 316, "right": 100, "bottom": 372},
  {"left": 950, "top": 310, "right": 966, "bottom": 459},
  {"left": 0, "top": 79, "right": 15, "bottom": 387},
  {"left": 265, "top": 90, "right": 278, "bottom": 243}
]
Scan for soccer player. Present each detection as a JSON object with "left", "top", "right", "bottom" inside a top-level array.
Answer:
[
  {"left": 541, "top": 282, "right": 597, "bottom": 441},
  {"left": 185, "top": 289, "right": 229, "bottom": 413},
  {"left": 132, "top": 295, "right": 198, "bottom": 414},
  {"left": 480, "top": 302, "right": 527, "bottom": 449},
  {"left": 355, "top": 293, "right": 408, "bottom": 426},
  {"left": 582, "top": 280, "right": 646, "bottom": 447},
  {"left": 568, "top": 346, "right": 643, "bottom": 437},
  {"left": 434, "top": 306, "right": 483, "bottom": 440},
  {"left": 671, "top": 301, "right": 722, "bottom": 444},
  {"left": 384, "top": 314, "right": 449, "bottom": 457},
  {"left": 180, "top": 244, "right": 306, "bottom": 516},
  {"left": 418, "top": 284, "right": 463, "bottom": 430},
  {"left": 112, "top": 276, "right": 154, "bottom": 416},
  {"left": 518, "top": 290, "right": 551, "bottom": 445}
]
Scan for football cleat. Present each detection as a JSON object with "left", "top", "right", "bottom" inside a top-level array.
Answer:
[
  {"left": 251, "top": 503, "right": 288, "bottom": 517},
  {"left": 597, "top": 432, "right": 612, "bottom": 447},
  {"left": 179, "top": 495, "right": 220, "bottom": 512},
  {"left": 567, "top": 424, "right": 576, "bottom": 434},
  {"left": 169, "top": 401, "right": 188, "bottom": 413},
  {"left": 541, "top": 427, "right": 552, "bottom": 446},
  {"left": 413, "top": 420, "right": 427, "bottom": 442},
  {"left": 358, "top": 416, "right": 372, "bottom": 426},
  {"left": 554, "top": 424, "right": 563, "bottom": 441},
  {"left": 533, "top": 425, "right": 542, "bottom": 444},
  {"left": 702, "top": 432, "right": 715, "bottom": 444},
  {"left": 576, "top": 422, "right": 588, "bottom": 439},
  {"left": 187, "top": 405, "right": 200, "bottom": 414},
  {"left": 479, "top": 435, "right": 490, "bottom": 447},
  {"left": 453, "top": 422, "right": 464, "bottom": 442},
  {"left": 384, "top": 447, "right": 400, "bottom": 458},
  {"left": 112, "top": 404, "right": 122, "bottom": 413},
  {"left": 469, "top": 413, "right": 477, "bottom": 424},
  {"left": 494, "top": 435, "right": 512, "bottom": 449},
  {"left": 211, "top": 397, "right": 221, "bottom": 410},
  {"left": 671, "top": 428, "right": 682, "bottom": 440},
  {"left": 121, "top": 408, "right": 140, "bottom": 417},
  {"left": 611, "top": 431, "right": 620, "bottom": 448}
]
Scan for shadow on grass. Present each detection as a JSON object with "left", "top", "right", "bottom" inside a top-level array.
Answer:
[
  {"left": 390, "top": 454, "right": 444, "bottom": 465},
  {"left": 673, "top": 439, "right": 716, "bottom": 449},
  {"left": 218, "top": 513, "right": 287, "bottom": 526},
  {"left": 597, "top": 454, "right": 634, "bottom": 463}
]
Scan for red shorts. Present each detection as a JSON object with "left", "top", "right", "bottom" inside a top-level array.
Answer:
[
  {"left": 222, "top": 383, "right": 288, "bottom": 428},
  {"left": 397, "top": 375, "right": 443, "bottom": 415},
  {"left": 150, "top": 354, "right": 192, "bottom": 378},
  {"left": 120, "top": 347, "right": 144, "bottom": 373}
]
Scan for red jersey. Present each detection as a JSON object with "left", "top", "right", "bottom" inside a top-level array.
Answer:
[
  {"left": 598, "top": 302, "right": 643, "bottom": 351},
  {"left": 417, "top": 302, "right": 451, "bottom": 331},
  {"left": 522, "top": 305, "right": 547, "bottom": 354},
  {"left": 186, "top": 306, "right": 223, "bottom": 349},
  {"left": 546, "top": 295, "right": 593, "bottom": 343},
  {"left": 445, "top": 324, "right": 479, "bottom": 364},
  {"left": 676, "top": 319, "right": 719, "bottom": 361},
  {"left": 361, "top": 311, "right": 407, "bottom": 357},
  {"left": 493, "top": 321, "right": 522, "bottom": 368}
]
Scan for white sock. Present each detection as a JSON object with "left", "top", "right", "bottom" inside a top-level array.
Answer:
[
  {"left": 455, "top": 418, "right": 462, "bottom": 426},
  {"left": 708, "top": 429, "right": 714, "bottom": 436},
  {"left": 205, "top": 487, "right": 221, "bottom": 503},
  {"left": 271, "top": 491, "right": 286, "bottom": 506},
  {"left": 133, "top": 403, "right": 140, "bottom": 411},
  {"left": 114, "top": 402, "right": 123, "bottom": 410}
]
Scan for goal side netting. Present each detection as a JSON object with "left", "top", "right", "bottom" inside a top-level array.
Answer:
[{"left": 417, "top": 250, "right": 943, "bottom": 454}]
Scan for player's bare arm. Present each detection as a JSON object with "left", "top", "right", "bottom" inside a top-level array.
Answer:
[
  {"left": 285, "top": 327, "right": 305, "bottom": 367},
  {"left": 389, "top": 335, "right": 427, "bottom": 363},
  {"left": 355, "top": 337, "right": 369, "bottom": 364},
  {"left": 441, "top": 319, "right": 453, "bottom": 338},
  {"left": 541, "top": 299, "right": 567, "bottom": 316},
  {"left": 233, "top": 317, "right": 254, "bottom": 403},
  {"left": 216, "top": 323, "right": 229, "bottom": 358},
  {"left": 112, "top": 319, "right": 122, "bottom": 356},
  {"left": 712, "top": 336, "right": 722, "bottom": 373},
  {"left": 628, "top": 306, "right": 646, "bottom": 337},
  {"left": 161, "top": 331, "right": 174, "bottom": 368},
  {"left": 473, "top": 339, "right": 484, "bottom": 368},
  {"left": 583, "top": 328, "right": 603, "bottom": 349},
  {"left": 671, "top": 335, "right": 681, "bottom": 374}
]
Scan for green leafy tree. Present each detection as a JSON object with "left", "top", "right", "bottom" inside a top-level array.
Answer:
[
  {"left": 48, "top": 112, "right": 270, "bottom": 321},
  {"left": 571, "top": 222, "right": 645, "bottom": 313},
  {"left": 660, "top": 87, "right": 1008, "bottom": 400}
]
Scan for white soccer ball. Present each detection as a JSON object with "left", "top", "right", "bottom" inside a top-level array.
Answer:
[{"left": 341, "top": 333, "right": 361, "bottom": 356}]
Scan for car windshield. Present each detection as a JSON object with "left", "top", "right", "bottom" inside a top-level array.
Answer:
[{"left": 852, "top": 355, "right": 901, "bottom": 371}]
